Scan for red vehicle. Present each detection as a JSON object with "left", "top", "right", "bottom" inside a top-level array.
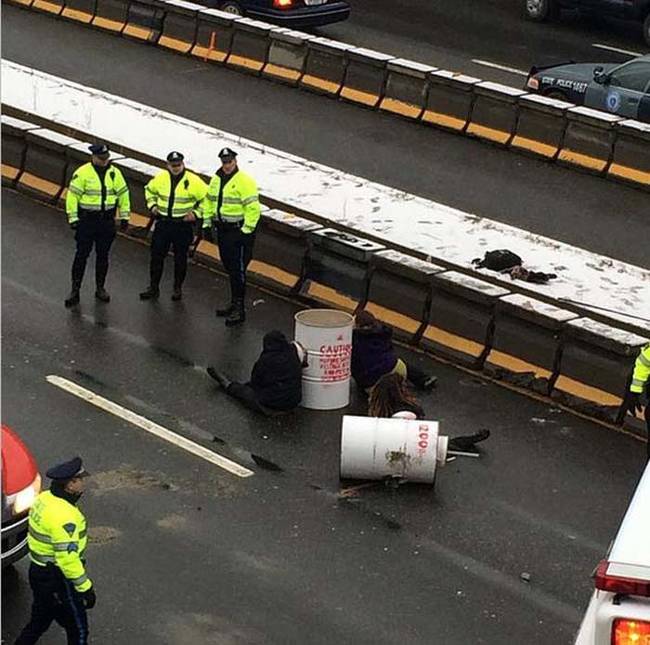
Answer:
[{"left": 2, "top": 425, "right": 41, "bottom": 567}]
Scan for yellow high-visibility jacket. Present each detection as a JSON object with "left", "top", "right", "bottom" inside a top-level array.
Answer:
[
  {"left": 631, "top": 344, "right": 650, "bottom": 394},
  {"left": 202, "top": 169, "right": 261, "bottom": 234},
  {"left": 145, "top": 170, "right": 208, "bottom": 219},
  {"left": 66, "top": 162, "right": 130, "bottom": 224},
  {"left": 27, "top": 490, "right": 92, "bottom": 592}
]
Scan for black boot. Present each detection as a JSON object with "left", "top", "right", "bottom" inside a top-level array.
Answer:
[
  {"left": 64, "top": 287, "right": 80, "bottom": 308},
  {"left": 139, "top": 286, "right": 160, "bottom": 301},
  {"left": 225, "top": 300, "right": 245, "bottom": 327},
  {"left": 95, "top": 287, "right": 110, "bottom": 303},
  {"left": 216, "top": 302, "right": 235, "bottom": 317},
  {"left": 207, "top": 367, "right": 232, "bottom": 390},
  {"left": 171, "top": 286, "right": 183, "bottom": 301}
]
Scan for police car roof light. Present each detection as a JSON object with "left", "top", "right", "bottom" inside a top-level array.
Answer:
[{"left": 594, "top": 560, "right": 650, "bottom": 597}]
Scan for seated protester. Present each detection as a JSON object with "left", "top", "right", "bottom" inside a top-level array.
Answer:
[
  {"left": 352, "top": 310, "right": 437, "bottom": 393},
  {"left": 367, "top": 373, "right": 425, "bottom": 419},
  {"left": 368, "top": 373, "right": 490, "bottom": 452},
  {"left": 207, "top": 331, "right": 305, "bottom": 416}
]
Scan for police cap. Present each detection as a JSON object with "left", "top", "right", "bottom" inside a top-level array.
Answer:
[
  {"left": 218, "top": 147, "right": 237, "bottom": 161},
  {"left": 166, "top": 151, "right": 185, "bottom": 164},
  {"left": 88, "top": 143, "right": 110, "bottom": 158},
  {"left": 46, "top": 457, "right": 90, "bottom": 481}
]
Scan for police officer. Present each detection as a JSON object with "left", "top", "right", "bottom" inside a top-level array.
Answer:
[
  {"left": 140, "top": 151, "right": 208, "bottom": 301},
  {"left": 15, "top": 457, "right": 95, "bottom": 645},
  {"left": 628, "top": 343, "right": 650, "bottom": 459},
  {"left": 65, "top": 144, "right": 130, "bottom": 308},
  {"left": 203, "top": 147, "right": 261, "bottom": 326}
]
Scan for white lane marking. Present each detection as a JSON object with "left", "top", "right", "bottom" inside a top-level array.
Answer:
[
  {"left": 46, "top": 375, "right": 254, "bottom": 478},
  {"left": 471, "top": 59, "right": 528, "bottom": 77},
  {"left": 592, "top": 43, "right": 643, "bottom": 57}
]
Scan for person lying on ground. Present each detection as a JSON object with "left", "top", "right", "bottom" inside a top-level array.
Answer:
[
  {"left": 368, "top": 373, "right": 490, "bottom": 452},
  {"left": 351, "top": 310, "right": 437, "bottom": 393},
  {"left": 207, "top": 331, "right": 306, "bottom": 415}
]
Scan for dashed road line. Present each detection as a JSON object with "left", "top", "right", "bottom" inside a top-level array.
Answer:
[
  {"left": 46, "top": 375, "right": 254, "bottom": 478},
  {"left": 592, "top": 43, "right": 643, "bottom": 57},
  {"left": 471, "top": 59, "right": 528, "bottom": 76}
]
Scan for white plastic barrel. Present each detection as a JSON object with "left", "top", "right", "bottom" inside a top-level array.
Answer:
[
  {"left": 294, "top": 309, "right": 354, "bottom": 410},
  {"left": 340, "top": 415, "right": 448, "bottom": 484}
]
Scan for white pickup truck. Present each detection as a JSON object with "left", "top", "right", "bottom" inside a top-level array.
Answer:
[{"left": 574, "top": 461, "right": 650, "bottom": 644}]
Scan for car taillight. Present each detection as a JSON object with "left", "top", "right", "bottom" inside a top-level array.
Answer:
[
  {"left": 526, "top": 76, "right": 540, "bottom": 90},
  {"left": 595, "top": 560, "right": 650, "bottom": 597},
  {"left": 612, "top": 618, "right": 650, "bottom": 645},
  {"left": 12, "top": 474, "right": 41, "bottom": 515},
  {"left": 273, "top": 0, "right": 293, "bottom": 7}
]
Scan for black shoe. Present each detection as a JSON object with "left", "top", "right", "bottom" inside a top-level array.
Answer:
[
  {"left": 448, "top": 429, "right": 490, "bottom": 453},
  {"left": 216, "top": 303, "right": 234, "bottom": 317},
  {"left": 171, "top": 287, "right": 183, "bottom": 301},
  {"left": 206, "top": 367, "right": 231, "bottom": 390},
  {"left": 225, "top": 306, "right": 245, "bottom": 327},
  {"left": 422, "top": 376, "right": 438, "bottom": 391},
  {"left": 95, "top": 287, "right": 110, "bottom": 303},
  {"left": 64, "top": 289, "right": 80, "bottom": 308},
  {"left": 139, "top": 287, "right": 159, "bottom": 301}
]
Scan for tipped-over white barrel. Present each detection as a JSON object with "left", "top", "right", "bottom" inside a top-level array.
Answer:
[
  {"left": 294, "top": 309, "right": 354, "bottom": 410},
  {"left": 340, "top": 415, "right": 448, "bottom": 484}
]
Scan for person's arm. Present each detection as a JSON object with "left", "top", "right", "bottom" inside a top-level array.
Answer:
[
  {"left": 66, "top": 170, "right": 84, "bottom": 225},
  {"left": 51, "top": 517, "right": 92, "bottom": 592},
  {"left": 240, "top": 174, "right": 261, "bottom": 234},
  {"left": 114, "top": 168, "right": 131, "bottom": 221}
]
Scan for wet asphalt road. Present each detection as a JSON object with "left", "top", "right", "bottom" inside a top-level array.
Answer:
[
  {"left": 1, "top": 189, "right": 646, "bottom": 644},
  {"left": 3, "top": 6, "right": 650, "bottom": 270}
]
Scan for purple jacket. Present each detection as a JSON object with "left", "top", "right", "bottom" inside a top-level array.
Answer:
[{"left": 351, "top": 324, "right": 398, "bottom": 389}]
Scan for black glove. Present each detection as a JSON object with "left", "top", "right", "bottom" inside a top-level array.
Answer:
[
  {"left": 119, "top": 219, "right": 129, "bottom": 233},
  {"left": 69, "top": 221, "right": 79, "bottom": 231},
  {"left": 628, "top": 392, "right": 643, "bottom": 414},
  {"left": 203, "top": 227, "right": 214, "bottom": 244},
  {"left": 82, "top": 587, "right": 96, "bottom": 609}
]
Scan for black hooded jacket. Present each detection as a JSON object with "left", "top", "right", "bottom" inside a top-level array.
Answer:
[{"left": 250, "top": 331, "right": 302, "bottom": 410}]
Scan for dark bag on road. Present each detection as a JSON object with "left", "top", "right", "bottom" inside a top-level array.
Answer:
[{"left": 472, "top": 249, "right": 522, "bottom": 272}]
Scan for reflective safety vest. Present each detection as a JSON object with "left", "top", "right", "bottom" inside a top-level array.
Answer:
[
  {"left": 202, "top": 169, "right": 261, "bottom": 234},
  {"left": 631, "top": 343, "right": 650, "bottom": 394},
  {"left": 145, "top": 170, "right": 208, "bottom": 219},
  {"left": 27, "top": 490, "right": 92, "bottom": 592},
  {"left": 66, "top": 162, "right": 130, "bottom": 225}
]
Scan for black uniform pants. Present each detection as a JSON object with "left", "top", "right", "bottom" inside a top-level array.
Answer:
[
  {"left": 149, "top": 219, "right": 194, "bottom": 289},
  {"left": 15, "top": 563, "right": 89, "bottom": 645},
  {"left": 71, "top": 215, "right": 116, "bottom": 289},
  {"left": 216, "top": 225, "right": 255, "bottom": 303}
]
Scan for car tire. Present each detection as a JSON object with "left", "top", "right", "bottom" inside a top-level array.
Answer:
[
  {"left": 219, "top": 1, "right": 243, "bottom": 15},
  {"left": 524, "top": 0, "right": 558, "bottom": 22},
  {"left": 643, "top": 13, "right": 650, "bottom": 46},
  {"left": 545, "top": 89, "right": 569, "bottom": 101}
]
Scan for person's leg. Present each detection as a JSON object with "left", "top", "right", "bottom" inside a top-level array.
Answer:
[
  {"left": 226, "top": 382, "right": 268, "bottom": 415},
  {"left": 94, "top": 218, "right": 116, "bottom": 298},
  {"left": 216, "top": 227, "right": 237, "bottom": 315},
  {"left": 66, "top": 220, "right": 94, "bottom": 307},
  {"left": 60, "top": 579, "right": 89, "bottom": 645},
  {"left": 171, "top": 222, "right": 193, "bottom": 297},
  {"left": 14, "top": 565, "right": 58, "bottom": 644},
  {"left": 645, "top": 401, "right": 650, "bottom": 461},
  {"left": 141, "top": 223, "right": 171, "bottom": 298},
  {"left": 403, "top": 361, "right": 437, "bottom": 391}
]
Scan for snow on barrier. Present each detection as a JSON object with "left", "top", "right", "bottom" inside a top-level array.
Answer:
[
  {"left": 61, "top": 0, "right": 96, "bottom": 23},
  {"left": 379, "top": 59, "right": 436, "bottom": 120},
  {"left": 421, "top": 272, "right": 510, "bottom": 369},
  {"left": 421, "top": 70, "right": 480, "bottom": 132},
  {"left": 302, "top": 228, "right": 385, "bottom": 312},
  {"left": 339, "top": 47, "right": 393, "bottom": 109},
  {"left": 190, "top": 9, "right": 237, "bottom": 63},
  {"left": 466, "top": 81, "right": 526, "bottom": 146},
  {"left": 4, "top": 73, "right": 650, "bottom": 430},
  {"left": 510, "top": 94, "right": 572, "bottom": 160},
  {"left": 552, "top": 319, "right": 648, "bottom": 424},
  {"left": 226, "top": 17, "right": 273, "bottom": 74},
  {"left": 295, "top": 309, "right": 353, "bottom": 410},
  {"left": 157, "top": 0, "right": 202, "bottom": 54},
  {"left": 340, "top": 416, "right": 447, "bottom": 484},
  {"left": 558, "top": 107, "right": 622, "bottom": 174},
  {"left": 300, "top": 36, "right": 352, "bottom": 96},
  {"left": 484, "top": 294, "right": 578, "bottom": 394},
  {"left": 263, "top": 28, "right": 313, "bottom": 85},
  {"left": 364, "top": 249, "right": 445, "bottom": 342},
  {"left": 1, "top": 115, "right": 39, "bottom": 188},
  {"left": 608, "top": 119, "right": 650, "bottom": 187}
]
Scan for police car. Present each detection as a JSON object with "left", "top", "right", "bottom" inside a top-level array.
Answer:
[
  {"left": 525, "top": 54, "right": 650, "bottom": 122},
  {"left": 1, "top": 425, "right": 41, "bottom": 567},
  {"left": 574, "top": 461, "right": 650, "bottom": 644},
  {"left": 212, "top": 0, "right": 350, "bottom": 27}
]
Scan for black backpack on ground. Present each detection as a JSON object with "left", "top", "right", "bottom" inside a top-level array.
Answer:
[{"left": 472, "top": 249, "right": 522, "bottom": 272}]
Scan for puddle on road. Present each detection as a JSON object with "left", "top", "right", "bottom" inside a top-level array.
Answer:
[
  {"left": 157, "top": 513, "right": 188, "bottom": 530},
  {"left": 156, "top": 612, "right": 265, "bottom": 645},
  {"left": 89, "top": 525, "right": 121, "bottom": 545}
]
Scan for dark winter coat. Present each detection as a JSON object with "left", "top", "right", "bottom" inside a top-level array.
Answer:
[
  {"left": 250, "top": 331, "right": 302, "bottom": 410},
  {"left": 351, "top": 324, "right": 399, "bottom": 389}
]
